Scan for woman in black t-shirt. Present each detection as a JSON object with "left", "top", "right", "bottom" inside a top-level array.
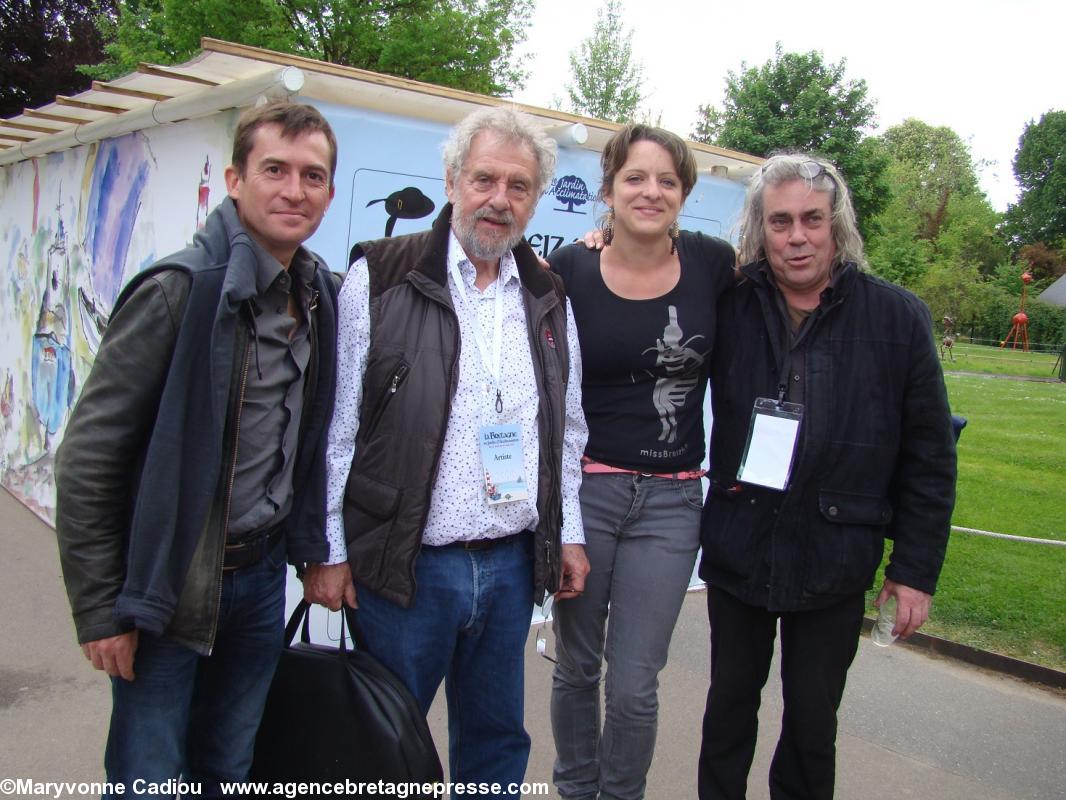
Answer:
[{"left": 548, "top": 125, "right": 735, "bottom": 800}]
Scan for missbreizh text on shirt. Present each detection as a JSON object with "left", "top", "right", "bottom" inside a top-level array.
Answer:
[{"left": 640, "top": 446, "right": 687, "bottom": 460}]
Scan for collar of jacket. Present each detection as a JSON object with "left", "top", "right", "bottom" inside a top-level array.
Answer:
[
  {"left": 413, "top": 202, "right": 561, "bottom": 301},
  {"left": 192, "top": 197, "right": 325, "bottom": 312},
  {"left": 739, "top": 257, "right": 859, "bottom": 305},
  {"left": 215, "top": 197, "right": 279, "bottom": 312}
]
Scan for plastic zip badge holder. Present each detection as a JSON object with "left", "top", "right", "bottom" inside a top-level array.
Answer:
[{"left": 736, "top": 398, "right": 804, "bottom": 491}]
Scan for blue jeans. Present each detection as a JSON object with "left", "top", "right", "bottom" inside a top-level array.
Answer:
[
  {"left": 103, "top": 543, "right": 286, "bottom": 799},
  {"left": 551, "top": 474, "right": 703, "bottom": 800},
  {"left": 356, "top": 533, "right": 535, "bottom": 798}
]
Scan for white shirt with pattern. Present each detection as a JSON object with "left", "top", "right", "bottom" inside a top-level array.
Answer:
[{"left": 323, "top": 231, "right": 587, "bottom": 563}]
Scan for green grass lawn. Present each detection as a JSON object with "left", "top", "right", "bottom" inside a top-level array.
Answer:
[
  {"left": 946, "top": 373, "right": 1066, "bottom": 541},
  {"left": 864, "top": 371, "right": 1066, "bottom": 670},
  {"left": 943, "top": 340, "right": 1062, "bottom": 378}
]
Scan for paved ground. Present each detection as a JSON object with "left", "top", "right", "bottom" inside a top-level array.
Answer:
[{"left": 3, "top": 488, "right": 1065, "bottom": 799}]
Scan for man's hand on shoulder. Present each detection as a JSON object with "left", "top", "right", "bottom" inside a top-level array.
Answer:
[
  {"left": 582, "top": 229, "right": 604, "bottom": 250},
  {"left": 83, "top": 630, "right": 139, "bottom": 681},
  {"left": 556, "top": 543, "right": 590, "bottom": 601},
  {"left": 876, "top": 578, "right": 932, "bottom": 639},
  {"left": 303, "top": 562, "right": 358, "bottom": 610},
  {"left": 535, "top": 230, "right": 600, "bottom": 272}
]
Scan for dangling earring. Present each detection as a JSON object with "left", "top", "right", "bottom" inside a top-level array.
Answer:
[
  {"left": 669, "top": 219, "right": 680, "bottom": 254},
  {"left": 602, "top": 207, "right": 615, "bottom": 246}
]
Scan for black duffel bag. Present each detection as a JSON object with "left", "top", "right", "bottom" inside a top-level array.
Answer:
[{"left": 251, "top": 600, "right": 443, "bottom": 793}]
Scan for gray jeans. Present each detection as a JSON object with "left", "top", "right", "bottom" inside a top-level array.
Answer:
[{"left": 551, "top": 472, "right": 703, "bottom": 800}]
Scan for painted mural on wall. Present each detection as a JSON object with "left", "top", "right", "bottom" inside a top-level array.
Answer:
[{"left": 0, "top": 114, "right": 234, "bottom": 521}]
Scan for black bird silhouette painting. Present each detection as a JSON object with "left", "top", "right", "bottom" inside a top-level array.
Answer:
[{"left": 366, "top": 187, "right": 435, "bottom": 237}]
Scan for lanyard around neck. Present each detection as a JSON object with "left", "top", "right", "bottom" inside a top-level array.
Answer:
[{"left": 448, "top": 260, "right": 505, "bottom": 413}]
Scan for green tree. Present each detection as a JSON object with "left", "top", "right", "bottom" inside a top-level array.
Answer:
[
  {"left": 934, "top": 192, "right": 1009, "bottom": 276},
  {"left": 84, "top": 0, "right": 533, "bottom": 96},
  {"left": 867, "top": 120, "right": 1007, "bottom": 294},
  {"left": 692, "top": 43, "right": 889, "bottom": 239},
  {"left": 0, "top": 0, "right": 115, "bottom": 118},
  {"left": 81, "top": 0, "right": 288, "bottom": 79},
  {"left": 865, "top": 175, "right": 933, "bottom": 287},
  {"left": 1005, "top": 110, "right": 1066, "bottom": 250},
  {"left": 880, "top": 118, "right": 982, "bottom": 241},
  {"left": 917, "top": 259, "right": 989, "bottom": 326},
  {"left": 1018, "top": 242, "right": 1066, "bottom": 282},
  {"left": 565, "top": 0, "right": 644, "bottom": 123}
]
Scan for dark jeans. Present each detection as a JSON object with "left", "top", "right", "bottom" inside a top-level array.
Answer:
[
  {"left": 698, "top": 587, "right": 865, "bottom": 800},
  {"left": 356, "top": 533, "right": 535, "bottom": 799},
  {"left": 103, "top": 543, "right": 286, "bottom": 799}
]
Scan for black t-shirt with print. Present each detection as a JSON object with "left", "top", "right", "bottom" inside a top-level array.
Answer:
[{"left": 550, "top": 231, "right": 735, "bottom": 472}]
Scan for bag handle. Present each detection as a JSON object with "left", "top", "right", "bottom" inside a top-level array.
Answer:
[
  {"left": 338, "top": 605, "right": 371, "bottom": 653},
  {"left": 283, "top": 599, "right": 311, "bottom": 645},
  {"left": 282, "top": 599, "right": 370, "bottom": 653}
]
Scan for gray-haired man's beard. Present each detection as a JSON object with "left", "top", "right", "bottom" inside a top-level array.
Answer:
[{"left": 452, "top": 203, "right": 524, "bottom": 262}]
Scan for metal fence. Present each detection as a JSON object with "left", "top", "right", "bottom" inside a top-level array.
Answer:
[
  {"left": 952, "top": 525, "right": 1066, "bottom": 547},
  {"left": 954, "top": 335, "right": 1064, "bottom": 355}
]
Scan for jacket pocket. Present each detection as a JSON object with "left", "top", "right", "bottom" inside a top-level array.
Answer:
[
  {"left": 803, "top": 490, "right": 890, "bottom": 597},
  {"left": 700, "top": 487, "right": 764, "bottom": 585},
  {"left": 344, "top": 471, "right": 401, "bottom": 523},
  {"left": 363, "top": 360, "right": 410, "bottom": 440},
  {"left": 343, "top": 471, "right": 404, "bottom": 582},
  {"left": 818, "top": 491, "right": 893, "bottom": 525}
]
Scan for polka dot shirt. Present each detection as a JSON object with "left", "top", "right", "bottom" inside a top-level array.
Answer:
[{"left": 323, "top": 231, "right": 587, "bottom": 563}]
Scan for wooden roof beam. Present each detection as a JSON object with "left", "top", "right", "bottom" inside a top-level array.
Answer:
[
  {"left": 91, "top": 81, "right": 173, "bottom": 102},
  {"left": 136, "top": 64, "right": 218, "bottom": 86},
  {"left": 24, "top": 109, "right": 89, "bottom": 124},
  {"left": 0, "top": 120, "right": 63, "bottom": 134},
  {"left": 55, "top": 96, "right": 127, "bottom": 114}
]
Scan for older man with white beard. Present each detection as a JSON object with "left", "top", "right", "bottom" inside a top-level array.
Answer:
[{"left": 303, "top": 106, "right": 589, "bottom": 797}]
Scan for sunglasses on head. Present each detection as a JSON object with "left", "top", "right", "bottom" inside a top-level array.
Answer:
[{"left": 761, "top": 158, "right": 837, "bottom": 188}]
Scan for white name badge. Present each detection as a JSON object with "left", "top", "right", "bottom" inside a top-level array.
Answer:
[
  {"left": 736, "top": 398, "right": 804, "bottom": 491},
  {"left": 479, "top": 423, "right": 529, "bottom": 505}
]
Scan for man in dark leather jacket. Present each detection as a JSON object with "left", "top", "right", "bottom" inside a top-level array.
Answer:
[
  {"left": 54, "top": 102, "right": 339, "bottom": 796},
  {"left": 697, "top": 154, "right": 956, "bottom": 800}
]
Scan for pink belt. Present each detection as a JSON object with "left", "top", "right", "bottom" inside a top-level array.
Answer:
[{"left": 581, "top": 457, "right": 705, "bottom": 481}]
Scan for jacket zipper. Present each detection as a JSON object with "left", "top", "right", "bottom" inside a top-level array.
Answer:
[
  {"left": 541, "top": 313, "right": 558, "bottom": 597},
  {"left": 363, "top": 361, "right": 410, "bottom": 438},
  {"left": 390, "top": 363, "right": 410, "bottom": 393},
  {"left": 535, "top": 303, "right": 562, "bottom": 594},
  {"left": 208, "top": 341, "right": 252, "bottom": 654},
  {"left": 411, "top": 290, "right": 461, "bottom": 560},
  {"left": 291, "top": 287, "right": 319, "bottom": 481}
]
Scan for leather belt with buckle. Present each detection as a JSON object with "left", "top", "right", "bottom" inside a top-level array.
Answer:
[
  {"left": 223, "top": 524, "right": 284, "bottom": 571},
  {"left": 581, "top": 456, "right": 705, "bottom": 481},
  {"left": 428, "top": 531, "right": 527, "bottom": 551}
]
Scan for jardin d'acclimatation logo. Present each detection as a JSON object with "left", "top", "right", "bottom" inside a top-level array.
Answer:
[{"left": 549, "top": 175, "right": 594, "bottom": 214}]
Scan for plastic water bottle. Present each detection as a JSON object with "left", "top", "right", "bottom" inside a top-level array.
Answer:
[{"left": 871, "top": 596, "right": 898, "bottom": 647}]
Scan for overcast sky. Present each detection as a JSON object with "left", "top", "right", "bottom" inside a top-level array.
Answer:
[{"left": 512, "top": 0, "right": 1065, "bottom": 211}]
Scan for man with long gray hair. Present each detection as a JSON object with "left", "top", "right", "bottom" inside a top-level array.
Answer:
[
  {"left": 697, "top": 153, "right": 956, "bottom": 799},
  {"left": 304, "top": 106, "right": 589, "bottom": 796}
]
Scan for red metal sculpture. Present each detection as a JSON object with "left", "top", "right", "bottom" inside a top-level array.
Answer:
[{"left": 1000, "top": 271, "right": 1033, "bottom": 352}]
